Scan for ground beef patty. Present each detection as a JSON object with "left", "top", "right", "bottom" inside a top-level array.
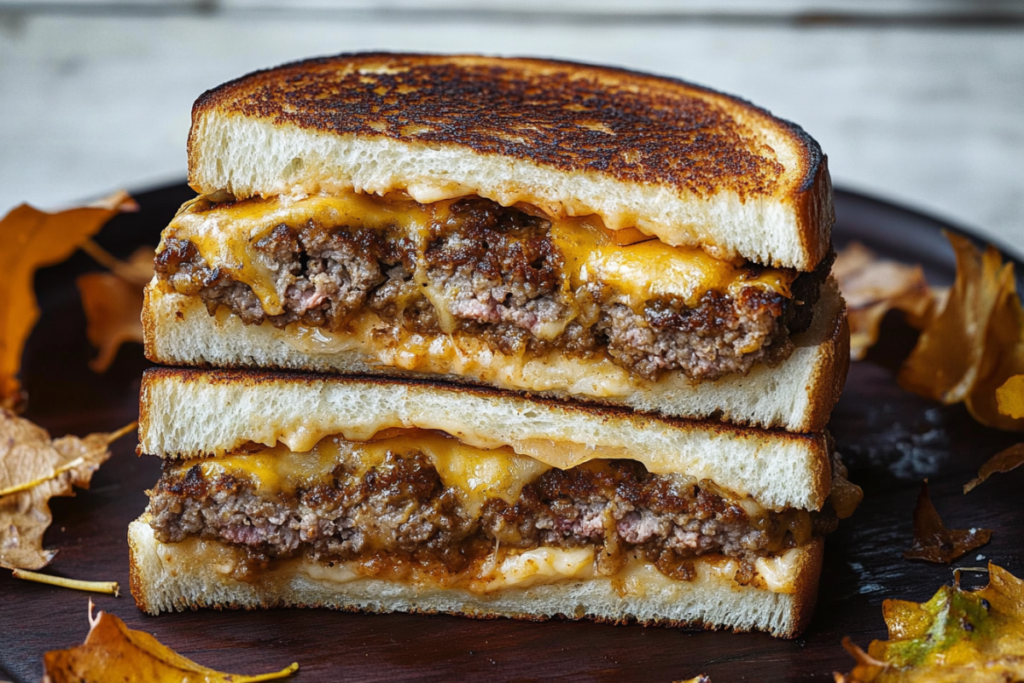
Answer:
[
  {"left": 147, "top": 451, "right": 834, "bottom": 581},
  {"left": 154, "top": 196, "right": 831, "bottom": 381}
]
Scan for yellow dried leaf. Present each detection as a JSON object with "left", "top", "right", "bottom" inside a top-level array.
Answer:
[
  {"left": 997, "top": 374, "right": 1024, "bottom": 420},
  {"left": 0, "top": 410, "right": 133, "bottom": 569},
  {"left": 837, "top": 564, "right": 1024, "bottom": 682},
  {"left": 0, "top": 192, "right": 136, "bottom": 409},
  {"left": 898, "top": 233, "right": 1024, "bottom": 431},
  {"left": 77, "top": 246, "right": 154, "bottom": 372},
  {"left": 833, "top": 242, "right": 935, "bottom": 360},
  {"left": 43, "top": 603, "right": 298, "bottom": 683}
]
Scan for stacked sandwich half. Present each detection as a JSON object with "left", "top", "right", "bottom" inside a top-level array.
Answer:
[{"left": 130, "top": 53, "right": 860, "bottom": 638}]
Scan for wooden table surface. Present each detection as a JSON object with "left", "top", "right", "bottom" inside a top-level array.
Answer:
[{"left": 1, "top": 184, "right": 1022, "bottom": 682}]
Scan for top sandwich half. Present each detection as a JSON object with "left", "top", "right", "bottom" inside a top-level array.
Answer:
[{"left": 146, "top": 53, "right": 843, "bottom": 431}]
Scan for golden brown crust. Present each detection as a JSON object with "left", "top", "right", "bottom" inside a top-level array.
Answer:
[
  {"left": 792, "top": 154, "right": 834, "bottom": 278},
  {"left": 127, "top": 521, "right": 149, "bottom": 614},
  {"left": 785, "top": 535, "right": 824, "bottom": 637},
  {"left": 189, "top": 53, "right": 827, "bottom": 249},
  {"left": 801, "top": 293, "right": 850, "bottom": 435}
]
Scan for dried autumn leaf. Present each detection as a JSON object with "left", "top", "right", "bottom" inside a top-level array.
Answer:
[
  {"left": 963, "top": 443, "right": 1024, "bottom": 493},
  {"left": 833, "top": 242, "right": 936, "bottom": 360},
  {"left": 836, "top": 563, "right": 1024, "bottom": 683},
  {"left": 903, "top": 481, "right": 990, "bottom": 564},
  {"left": 0, "top": 191, "right": 136, "bottom": 409},
  {"left": 0, "top": 410, "right": 133, "bottom": 569},
  {"left": 77, "top": 246, "right": 155, "bottom": 372},
  {"left": 898, "top": 233, "right": 1024, "bottom": 431},
  {"left": 43, "top": 603, "right": 298, "bottom": 683},
  {"left": 997, "top": 374, "right": 1024, "bottom": 419},
  {"left": 834, "top": 638, "right": 888, "bottom": 683}
]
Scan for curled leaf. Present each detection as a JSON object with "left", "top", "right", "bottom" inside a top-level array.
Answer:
[
  {"left": 43, "top": 602, "right": 299, "bottom": 683},
  {"left": 903, "top": 481, "right": 990, "bottom": 564},
  {"left": 77, "top": 246, "right": 155, "bottom": 372},
  {"left": 833, "top": 637, "right": 888, "bottom": 683},
  {"left": 834, "top": 242, "right": 936, "bottom": 360},
  {"left": 0, "top": 191, "right": 136, "bottom": 409},
  {"left": 898, "top": 233, "right": 1024, "bottom": 431},
  {"left": 997, "top": 374, "right": 1024, "bottom": 419},
  {"left": 963, "top": 443, "right": 1024, "bottom": 493},
  {"left": 0, "top": 410, "right": 134, "bottom": 569},
  {"left": 837, "top": 564, "right": 1024, "bottom": 682}
]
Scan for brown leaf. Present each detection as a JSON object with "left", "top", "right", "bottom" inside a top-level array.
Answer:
[
  {"left": 834, "top": 242, "right": 936, "bottom": 360},
  {"left": 963, "top": 443, "right": 1024, "bottom": 493},
  {"left": 837, "top": 563, "right": 1024, "bottom": 682},
  {"left": 0, "top": 192, "right": 136, "bottom": 409},
  {"left": 77, "top": 246, "right": 155, "bottom": 372},
  {"left": 0, "top": 410, "right": 133, "bottom": 569},
  {"left": 903, "top": 481, "right": 990, "bottom": 564},
  {"left": 43, "top": 603, "right": 298, "bottom": 683},
  {"left": 898, "top": 233, "right": 1024, "bottom": 431}
]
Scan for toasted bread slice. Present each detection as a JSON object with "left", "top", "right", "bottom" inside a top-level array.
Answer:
[
  {"left": 139, "top": 367, "right": 833, "bottom": 511},
  {"left": 188, "top": 53, "right": 832, "bottom": 271},
  {"left": 128, "top": 519, "right": 822, "bottom": 638},
  {"left": 142, "top": 274, "right": 847, "bottom": 434}
]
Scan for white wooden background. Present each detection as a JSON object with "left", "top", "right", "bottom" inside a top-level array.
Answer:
[{"left": 1, "top": 2, "right": 1023, "bottom": 253}]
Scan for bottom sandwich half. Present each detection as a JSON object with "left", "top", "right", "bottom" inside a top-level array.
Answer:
[
  {"left": 129, "top": 368, "right": 860, "bottom": 638},
  {"left": 129, "top": 520, "right": 823, "bottom": 637}
]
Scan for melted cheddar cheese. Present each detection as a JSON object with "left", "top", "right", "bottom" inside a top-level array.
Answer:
[
  {"left": 162, "top": 534, "right": 803, "bottom": 596},
  {"left": 196, "top": 430, "right": 551, "bottom": 519},
  {"left": 162, "top": 190, "right": 794, "bottom": 325}
]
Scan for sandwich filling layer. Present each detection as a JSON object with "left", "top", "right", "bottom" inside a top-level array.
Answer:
[
  {"left": 145, "top": 430, "right": 854, "bottom": 592},
  {"left": 154, "top": 191, "right": 832, "bottom": 382}
]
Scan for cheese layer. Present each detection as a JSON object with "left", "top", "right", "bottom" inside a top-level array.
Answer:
[
  {"left": 153, "top": 430, "right": 839, "bottom": 596},
  {"left": 200, "top": 430, "right": 555, "bottom": 520},
  {"left": 161, "top": 190, "right": 795, "bottom": 324},
  {"left": 190, "top": 429, "right": 775, "bottom": 519},
  {"left": 158, "top": 531, "right": 806, "bottom": 597}
]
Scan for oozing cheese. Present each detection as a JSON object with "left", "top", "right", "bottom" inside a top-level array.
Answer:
[
  {"left": 169, "top": 533, "right": 802, "bottom": 595},
  {"left": 162, "top": 190, "right": 794, "bottom": 324},
  {"left": 188, "top": 427, "right": 773, "bottom": 523},
  {"left": 197, "top": 431, "right": 551, "bottom": 519}
]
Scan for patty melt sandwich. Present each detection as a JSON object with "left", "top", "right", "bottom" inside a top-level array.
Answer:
[
  {"left": 129, "top": 369, "right": 861, "bottom": 637},
  {"left": 144, "top": 53, "right": 845, "bottom": 432}
]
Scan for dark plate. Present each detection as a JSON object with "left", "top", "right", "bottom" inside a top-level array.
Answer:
[{"left": 2, "top": 185, "right": 1022, "bottom": 682}]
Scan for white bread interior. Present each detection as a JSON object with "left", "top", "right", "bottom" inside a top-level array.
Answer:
[
  {"left": 128, "top": 519, "right": 822, "bottom": 638},
  {"left": 143, "top": 277, "right": 848, "bottom": 435},
  {"left": 138, "top": 368, "right": 831, "bottom": 511},
  {"left": 190, "top": 113, "right": 828, "bottom": 271}
]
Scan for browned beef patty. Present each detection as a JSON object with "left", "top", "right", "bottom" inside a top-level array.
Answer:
[
  {"left": 146, "top": 452, "right": 835, "bottom": 581},
  {"left": 154, "top": 197, "right": 831, "bottom": 381}
]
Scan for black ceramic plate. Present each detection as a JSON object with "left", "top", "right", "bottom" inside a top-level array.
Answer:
[{"left": 1, "top": 184, "right": 1022, "bottom": 682}]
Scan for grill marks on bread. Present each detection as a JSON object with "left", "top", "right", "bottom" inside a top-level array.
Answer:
[{"left": 195, "top": 55, "right": 788, "bottom": 199}]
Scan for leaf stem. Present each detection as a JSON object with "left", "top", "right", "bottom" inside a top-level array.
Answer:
[
  {"left": 0, "top": 422, "right": 135, "bottom": 498},
  {"left": 237, "top": 662, "right": 300, "bottom": 682},
  {"left": 12, "top": 569, "right": 119, "bottom": 596},
  {"left": 0, "top": 456, "right": 85, "bottom": 497}
]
